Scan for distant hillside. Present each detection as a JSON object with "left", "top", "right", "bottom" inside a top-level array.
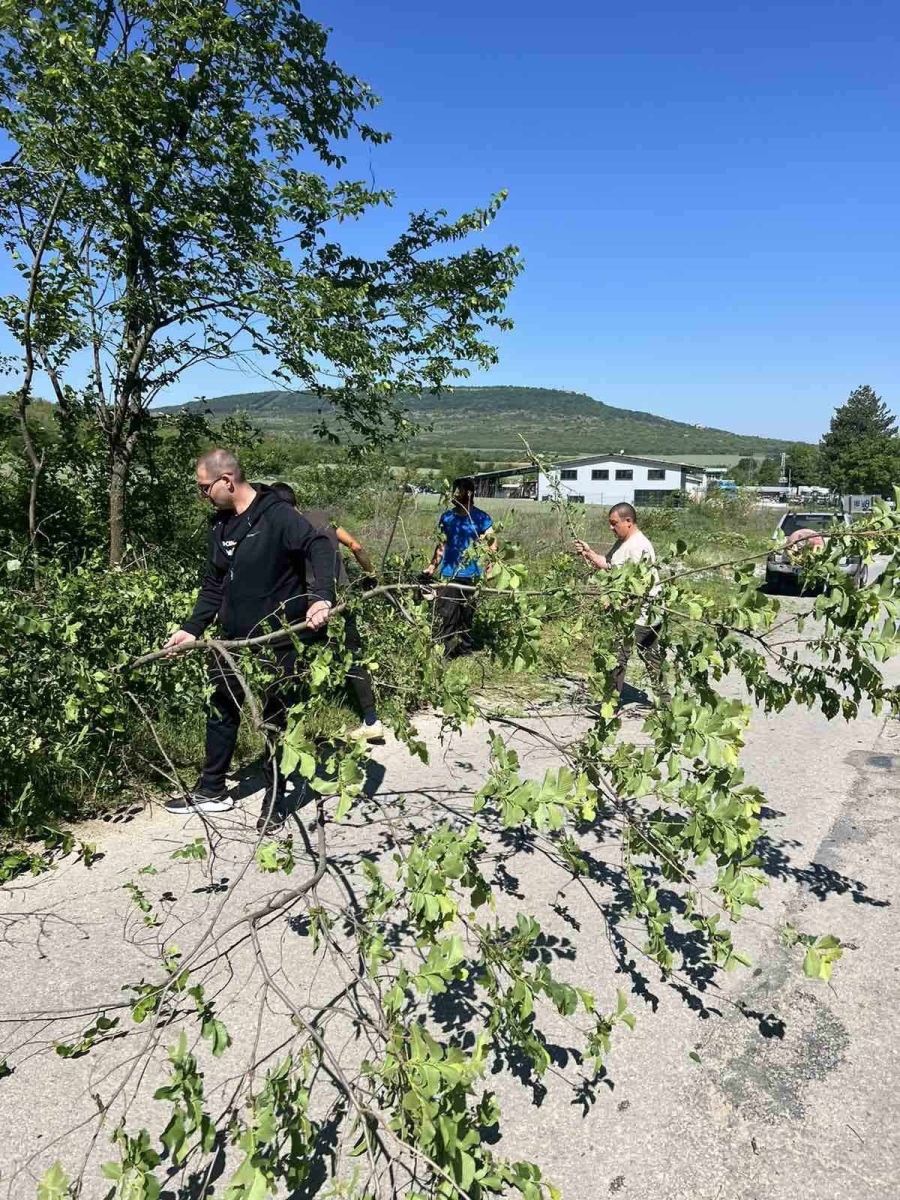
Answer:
[{"left": 174, "top": 386, "right": 798, "bottom": 458}]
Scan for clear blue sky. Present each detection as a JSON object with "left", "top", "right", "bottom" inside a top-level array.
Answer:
[
  {"left": 294, "top": 0, "right": 899, "bottom": 441},
  {"left": 7, "top": 0, "right": 900, "bottom": 442}
]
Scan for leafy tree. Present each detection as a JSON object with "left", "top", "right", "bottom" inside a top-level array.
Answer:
[
  {"left": 820, "top": 385, "right": 900, "bottom": 495},
  {"left": 0, "top": 0, "right": 519, "bottom": 562},
  {"left": 823, "top": 437, "right": 900, "bottom": 498},
  {"left": 785, "top": 442, "right": 821, "bottom": 486},
  {"left": 755, "top": 457, "right": 782, "bottom": 486},
  {"left": 219, "top": 410, "right": 264, "bottom": 455},
  {"left": 441, "top": 449, "right": 479, "bottom": 484},
  {"left": 732, "top": 456, "right": 759, "bottom": 484}
]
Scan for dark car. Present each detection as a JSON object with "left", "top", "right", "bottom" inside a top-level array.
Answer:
[{"left": 765, "top": 511, "right": 864, "bottom": 591}]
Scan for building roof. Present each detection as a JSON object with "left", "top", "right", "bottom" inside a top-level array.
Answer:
[
  {"left": 472, "top": 466, "right": 535, "bottom": 481},
  {"left": 547, "top": 453, "right": 704, "bottom": 472},
  {"left": 651, "top": 454, "right": 768, "bottom": 467}
]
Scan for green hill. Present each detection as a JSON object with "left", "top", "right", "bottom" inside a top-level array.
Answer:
[{"left": 174, "top": 386, "right": 798, "bottom": 458}]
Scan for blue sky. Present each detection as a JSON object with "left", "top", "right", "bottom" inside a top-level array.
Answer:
[
  {"left": 6, "top": 0, "right": 899, "bottom": 441},
  {"left": 297, "top": 0, "right": 899, "bottom": 441}
]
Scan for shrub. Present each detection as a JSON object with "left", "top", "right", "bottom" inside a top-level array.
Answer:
[{"left": 0, "top": 552, "right": 206, "bottom": 832}]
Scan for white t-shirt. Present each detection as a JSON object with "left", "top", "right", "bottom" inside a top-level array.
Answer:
[
  {"left": 608, "top": 530, "right": 656, "bottom": 567},
  {"left": 607, "top": 530, "right": 658, "bottom": 625}
]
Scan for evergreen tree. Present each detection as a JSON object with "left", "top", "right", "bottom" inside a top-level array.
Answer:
[{"left": 820, "top": 385, "right": 900, "bottom": 494}]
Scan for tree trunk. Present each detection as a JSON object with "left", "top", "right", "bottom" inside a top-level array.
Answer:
[
  {"left": 15, "top": 392, "right": 44, "bottom": 544},
  {"left": 108, "top": 427, "right": 141, "bottom": 565},
  {"left": 108, "top": 456, "right": 128, "bottom": 565}
]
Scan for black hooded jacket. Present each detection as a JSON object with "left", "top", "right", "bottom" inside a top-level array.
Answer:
[{"left": 182, "top": 485, "right": 336, "bottom": 640}]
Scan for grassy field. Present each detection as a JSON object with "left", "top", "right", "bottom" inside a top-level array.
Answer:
[{"left": 320, "top": 491, "right": 777, "bottom": 576}]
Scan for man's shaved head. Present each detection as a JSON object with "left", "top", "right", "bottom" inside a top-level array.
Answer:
[
  {"left": 609, "top": 502, "right": 637, "bottom": 523},
  {"left": 196, "top": 448, "right": 244, "bottom": 483}
]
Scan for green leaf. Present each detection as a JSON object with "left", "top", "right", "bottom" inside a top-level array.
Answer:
[
  {"left": 803, "top": 947, "right": 821, "bottom": 978},
  {"left": 37, "top": 1161, "right": 70, "bottom": 1200},
  {"left": 255, "top": 841, "right": 280, "bottom": 872},
  {"left": 171, "top": 839, "right": 207, "bottom": 861},
  {"left": 203, "top": 1017, "right": 232, "bottom": 1058},
  {"left": 335, "top": 791, "right": 353, "bottom": 822},
  {"left": 457, "top": 1149, "right": 476, "bottom": 1191},
  {"left": 160, "top": 1111, "right": 187, "bottom": 1164}
]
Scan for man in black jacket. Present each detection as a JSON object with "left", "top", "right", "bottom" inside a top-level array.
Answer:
[{"left": 162, "top": 449, "right": 335, "bottom": 822}]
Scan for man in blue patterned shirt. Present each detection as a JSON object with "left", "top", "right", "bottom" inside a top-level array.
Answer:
[{"left": 423, "top": 477, "right": 497, "bottom": 657}]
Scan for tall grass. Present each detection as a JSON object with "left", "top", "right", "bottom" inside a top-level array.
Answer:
[{"left": 315, "top": 490, "right": 776, "bottom": 575}]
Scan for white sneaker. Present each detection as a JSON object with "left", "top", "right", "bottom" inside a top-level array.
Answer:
[
  {"left": 348, "top": 720, "right": 385, "bottom": 742},
  {"left": 165, "top": 790, "right": 235, "bottom": 815}
]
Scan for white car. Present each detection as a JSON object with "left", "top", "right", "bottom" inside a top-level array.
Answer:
[{"left": 765, "top": 511, "right": 864, "bottom": 591}]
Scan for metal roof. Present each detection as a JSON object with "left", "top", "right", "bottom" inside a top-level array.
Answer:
[
  {"left": 472, "top": 466, "right": 536, "bottom": 480},
  {"left": 545, "top": 453, "right": 704, "bottom": 472}
]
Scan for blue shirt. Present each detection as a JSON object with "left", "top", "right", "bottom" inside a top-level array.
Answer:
[{"left": 437, "top": 506, "right": 493, "bottom": 579}]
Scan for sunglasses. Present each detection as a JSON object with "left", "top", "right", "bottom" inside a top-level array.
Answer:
[{"left": 197, "top": 474, "right": 228, "bottom": 497}]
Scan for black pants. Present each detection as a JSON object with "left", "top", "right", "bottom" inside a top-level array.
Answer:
[
  {"left": 434, "top": 584, "right": 477, "bottom": 658},
  {"left": 342, "top": 613, "right": 377, "bottom": 717},
  {"left": 200, "top": 642, "right": 306, "bottom": 795},
  {"left": 612, "top": 624, "right": 670, "bottom": 702}
]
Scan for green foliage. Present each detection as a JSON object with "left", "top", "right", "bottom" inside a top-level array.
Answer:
[
  {"left": 786, "top": 441, "right": 822, "bottom": 486},
  {"left": 782, "top": 925, "right": 844, "bottom": 982},
  {"left": 255, "top": 838, "right": 296, "bottom": 875},
  {"left": 755, "top": 457, "right": 781, "bottom": 486},
  {"left": 170, "top": 839, "right": 208, "bottom": 862},
  {"left": 123, "top": 881, "right": 159, "bottom": 927},
  {"left": 440, "top": 449, "right": 478, "bottom": 484},
  {"left": 54, "top": 1014, "right": 120, "bottom": 1060},
  {"left": 285, "top": 458, "right": 395, "bottom": 515},
  {"left": 154, "top": 1035, "right": 216, "bottom": 1166},
  {"left": 0, "top": 829, "right": 97, "bottom": 884},
  {"left": 37, "top": 1162, "right": 71, "bottom": 1200},
  {"left": 101, "top": 1126, "right": 161, "bottom": 1200},
  {"left": 0, "top": 553, "right": 205, "bottom": 832},
  {"left": 819, "top": 384, "right": 900, "bottom": 494},
  {"left": 731, "top": 455, "right": 760, "bottom": 484},
  {"left": 226, "top": 1055, "right": 319, "bottom": 1199}
]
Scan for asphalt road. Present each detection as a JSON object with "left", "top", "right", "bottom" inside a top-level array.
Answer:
[{"left": 1, "top": 642, "right": 898, "bottom": 1199}]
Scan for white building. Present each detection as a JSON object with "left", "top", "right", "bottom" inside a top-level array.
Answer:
[{"left": 536, "top": 454, "right": 707, "bottom": 507}]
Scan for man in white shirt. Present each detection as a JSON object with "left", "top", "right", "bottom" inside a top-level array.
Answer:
[{"left": 574, "top": 503, "right": 670, "bottom": 704}]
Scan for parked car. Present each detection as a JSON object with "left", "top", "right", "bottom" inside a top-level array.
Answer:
[{"left": 765, "top": 511, "right": 865, "bottom": 591}]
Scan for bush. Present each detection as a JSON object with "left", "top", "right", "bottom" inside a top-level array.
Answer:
[{"left": 0, "top": 553, "right": 206, "bottom": 832}]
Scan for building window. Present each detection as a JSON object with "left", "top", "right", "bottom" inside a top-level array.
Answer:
[
  {"left": 615, "top": 469, "right": 633, "bottom": 481},
  {"left": 634, "top": 489, "right": 681, "bottom": 508},
  {"left": 591, "top": 469, "right": 609, "bottom": 480},
  {"left": 560, "top": 468, "right": 578, "bottom": 480},
  {"left": 647, "top": 469, "right": 666, "bottom": 481}
]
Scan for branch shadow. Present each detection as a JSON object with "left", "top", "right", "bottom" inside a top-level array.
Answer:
[{"left": 754, "top": 833, "right": 890, "bottom": 907}]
